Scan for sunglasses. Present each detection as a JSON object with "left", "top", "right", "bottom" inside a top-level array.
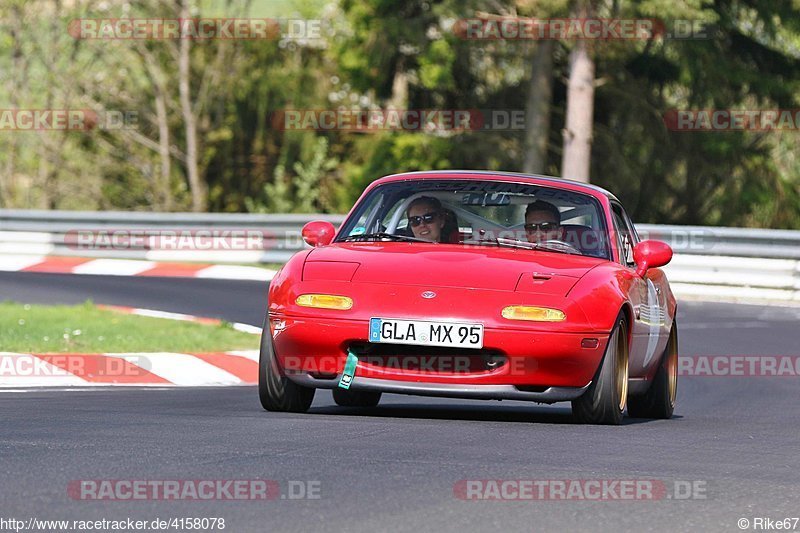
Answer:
[
  {"left": 408, "top": 212, "right": 439, "bottom": 227},
  {"left": 524, "top": 222, "right": 559, "bottom": 232}
]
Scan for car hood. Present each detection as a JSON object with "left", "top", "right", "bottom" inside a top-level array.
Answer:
[{"left": 304, "top": 243, "right": 604, "bottom": 294}]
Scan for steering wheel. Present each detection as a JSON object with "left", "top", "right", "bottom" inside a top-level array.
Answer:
[{"left": 541, "top": 239, "right": 581, "bottom": 254}]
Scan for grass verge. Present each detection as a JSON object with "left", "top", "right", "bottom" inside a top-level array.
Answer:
[{"left": 0, "top": 301, "right": 260, "bottom": 353}]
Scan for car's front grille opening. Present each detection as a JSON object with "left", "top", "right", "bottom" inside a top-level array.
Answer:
[
  {"left": 347, "top": 342, "right": 506, "bottom": 374},
  {"left": 514, "top": 385, "right": 549, "bottom": 393},
  {"left": 308, "top": 372, "right": 338, "bottom": 380}
]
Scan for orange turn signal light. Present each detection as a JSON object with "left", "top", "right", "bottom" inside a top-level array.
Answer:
[
  {"left": 501, "top": 306, "right": 565, "bottom": 322},
  {"left": 295, "top": 294, "right": 353, "bottom": 310}
]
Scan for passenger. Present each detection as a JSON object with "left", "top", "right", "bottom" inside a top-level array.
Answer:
[
  {"left": 524, "top": 200, "right": 564, "bottom": 243},
  {"left": 407, "top": 196, "right": 447, "bottom": 243}
]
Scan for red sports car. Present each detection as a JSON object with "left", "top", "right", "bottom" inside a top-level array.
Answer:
[{"left": 259, "top": 171, "right": 678, "bottom": 424}]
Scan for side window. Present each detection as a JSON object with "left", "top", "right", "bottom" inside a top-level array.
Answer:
[
  {"left": 343, "top": 192, "right": 389, "bottom": 236},
  {"left": 621, "top": 208, "right": 640, "bottom": 244},
  {"left": 611, "top": 203, "right": 635, "bottom": 267},
  {"left": 382, "top": 201, "right": 406, "bottom": 230}
]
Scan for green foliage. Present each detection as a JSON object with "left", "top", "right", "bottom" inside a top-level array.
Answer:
[
  {"left": 338, "top": 133, "right": 452, "bottom": 199},
  {"left": 0, "top": 0, "right": 798, "bottom": 228},
  {"left": 247, "top": 135, "right": 339, "bottom": 213},
  {"left": 569, "top": 0, "right": 800, "bottom": 226},
  {"left": 419, "top": 39, "right": 457, "bottom": 91}
]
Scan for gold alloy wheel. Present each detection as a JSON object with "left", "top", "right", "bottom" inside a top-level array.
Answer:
[
  {"left": 615, "top": 322, "right": 629, "bottom": 412},
  {"left": 667, "top": 329, "right": 678, "bottom": 407}
]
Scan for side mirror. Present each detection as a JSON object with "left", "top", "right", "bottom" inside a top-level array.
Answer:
[
  {"left": 302, "top": 220, "right": 336, "bottom": 247},
  {"left": 633, "top": 240, "right": 673, "bottom": 278}
]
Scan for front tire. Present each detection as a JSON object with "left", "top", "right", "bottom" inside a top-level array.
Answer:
[
  {"left": 258, "top": 318, "right": 315, "bottom": 412},
  {"left": 572, "top": 313, "right": 629, "bottom": 425},
  {"left": 627, "top": 323, "right": 678, "bottom": 419},
  {"left": 332, "top": 388, "right": 382, "bottom": 408}
]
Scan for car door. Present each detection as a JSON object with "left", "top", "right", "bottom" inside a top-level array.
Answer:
[
  {"left": 612, "top": 203, "right": 669, "bottom": 377},
  {"left": 623, "top": 206, "right": 672, "bottom": 367}
]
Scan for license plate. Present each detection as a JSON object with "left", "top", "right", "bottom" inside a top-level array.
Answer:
[{"left": 369, "top": 318, "right": 484, "bottom": 349}]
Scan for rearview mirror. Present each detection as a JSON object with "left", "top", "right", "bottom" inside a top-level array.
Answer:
[
  {"left": 301, "top": 221, "right": 336, "bottom": 247},
  {"left": 633, "top": 240, "right": 673, "bottom": 277}
]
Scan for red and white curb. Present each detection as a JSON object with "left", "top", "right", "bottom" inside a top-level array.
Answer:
[
  {"left": 0, "top": 351, "right": 259, "bottom": 388},
  {"left": 97, "top": 305, "right": 263, "bottom": 335},
  {"left": 1, "top": 306, "right": 263, "bottom": 388},
  {"left": 0, "top": 254, "right": 275, "bottom": 281}
]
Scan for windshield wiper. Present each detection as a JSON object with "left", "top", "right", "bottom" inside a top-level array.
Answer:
[
  {"left": 342, "top": 232, "right": 435, "bottom": 243},
  {"left": 473, "top": 237, "right": 537, "bottom": 250},
  {"left": 532, "top": 241, "right": 580, "bottom": 255},
  {"left": 474, "top": 237, "right": 579, "bottom": 255}
]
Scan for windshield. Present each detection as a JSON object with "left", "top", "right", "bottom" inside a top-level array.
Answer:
[{"left": 336, "top": 179, "right": 611, "bottom": 260}]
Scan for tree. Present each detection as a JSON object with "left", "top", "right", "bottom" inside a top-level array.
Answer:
[
  {"left": 560, "top": 0, "right": 596, "bottom": 182},
  {"left": 523, "top": 40, "right": 555, "bottom": 174},
  {"left": 178, "top": 0, "right": 204, "bottom": 211}
]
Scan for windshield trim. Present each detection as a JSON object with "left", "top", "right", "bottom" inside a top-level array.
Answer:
[{"left": 335, "top": 179, "right": 611, "bottom": 260}]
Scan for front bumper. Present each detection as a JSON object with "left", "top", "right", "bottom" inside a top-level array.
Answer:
[
  {"left": 270, "top": 314, "right": 608, "bottom": 391},
  {"left": 290, "top": 373, "right": 590, "bottom": 403}
]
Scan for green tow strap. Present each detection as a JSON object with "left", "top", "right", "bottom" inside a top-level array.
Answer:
[{"left": 338, "top": 350, "right": 358, "bottom": 389}]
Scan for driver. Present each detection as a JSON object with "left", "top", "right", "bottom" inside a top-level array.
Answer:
[{"left": 524, "top": 200, "right": 564, "bottom": 243}]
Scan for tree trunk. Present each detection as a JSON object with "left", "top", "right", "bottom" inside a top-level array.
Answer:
[
  {"left": 179, "top": 0, "right": 205, "bottom": 211},
  {"left": 154, "top": 90, "right": 172, "bottom": 210},
  {"left": 39, "top": 0, "right": 62, "bottom": 209},
  {"left": 561, "top": 18, "right": 595, "bottom": 183},
  {"left": 136, "top": 41, "right": 174, "bottom": 211},
  {"left": 523, "top": 40, "right": 554, "bottom": 175},
  {"left": 36, "top": 144, "right": 50, "bottom": 209},
  {"left": 388, "top": 57, "right": 408, "bottom": 109}
]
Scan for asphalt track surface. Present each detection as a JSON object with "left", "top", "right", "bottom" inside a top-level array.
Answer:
[{"left": 1, "top": 271, "right": 799, "bottom": 532}]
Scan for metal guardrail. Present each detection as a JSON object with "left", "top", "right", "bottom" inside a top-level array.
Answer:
[
  {"left": 0, "top": 209, "right": 344, "bottom": 263},
  {"left": 637, "top": 224, "right": 800, "bottom": 259},
  {"left": 2, "top": 209, "right": 800, "bottom": 257},
  {"left": 1, "top": 209, "right": 799, "bottom": 302}
]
